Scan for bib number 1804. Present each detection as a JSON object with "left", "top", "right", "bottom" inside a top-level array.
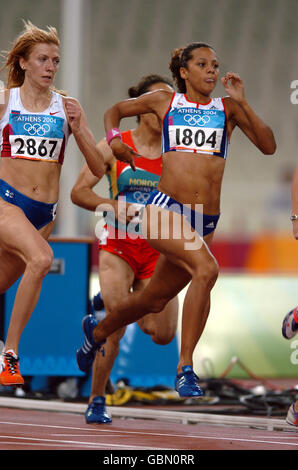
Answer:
[{"left": 175, "top": 128, "right": 217, "bottom": 148}]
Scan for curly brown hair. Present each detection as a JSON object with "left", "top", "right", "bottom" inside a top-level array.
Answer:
[{"left": 169, "top": 42, "right": 215, "bottom": 93}]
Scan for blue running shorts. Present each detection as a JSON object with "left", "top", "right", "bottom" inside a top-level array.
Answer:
[
  {"left": 0, "top": 179, "right": 58, "bottom": 230},
  {"left": 145, "top": 189, "right": 220, "bottom": 236}
]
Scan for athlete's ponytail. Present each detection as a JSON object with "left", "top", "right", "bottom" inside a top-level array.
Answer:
[{"left": 169, "top": 47, "right": 185, "bottom": 93}]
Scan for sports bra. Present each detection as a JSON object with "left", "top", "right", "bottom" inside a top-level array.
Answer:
[
  {"left": 0, "top": 87, "right": 69, "bottom": 164},
  {"left": 162, "top": 92, "right": 229, "bottom": 159}
]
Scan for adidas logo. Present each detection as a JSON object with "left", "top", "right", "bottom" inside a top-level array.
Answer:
[
  {"left": 205, "top": 221, "right": 214, "bottom": 228},
  {"left": 5, "top": 190, "right": 14, "bottom": 199},
  {"left": 209, "top": 105, "right": 218, "bottom": 109},
  {"left": 178, "top": 376, "right": 186, "bottom": 385}
]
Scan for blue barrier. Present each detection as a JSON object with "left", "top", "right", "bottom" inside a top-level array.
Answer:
[
  {"left": 3, "top": 238, "right": 91, "bottom": 377},
  {"left": 80, "top": 323, "right": 179, "bottom": 396},
  {"left": 2, "top": 238, "right": 179, "bottom": 393}
]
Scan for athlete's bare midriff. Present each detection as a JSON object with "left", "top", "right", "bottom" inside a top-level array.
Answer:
[
  {"left": 157, "top": 150, "right": 226, "bottom": 214},
  {"left": 0, "top": 157, "right": 61, "bottom": 203}
]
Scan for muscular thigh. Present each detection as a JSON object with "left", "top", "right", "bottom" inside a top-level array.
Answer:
[
  {"left": 133, "top": 230, "right": 216, "bottom": 313},
  {"left": 134, "top": 253, "right": 191, "bottom": 308},
  {"left": 0, "top": 199, "right": 55, "bottom": 292},
  {"left": 142, "top": 204, "right": 216, "bottom": 275}
]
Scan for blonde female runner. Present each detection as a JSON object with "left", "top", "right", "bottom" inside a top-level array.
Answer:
[{"left": 0, "top": 22, "right": 104, "bottom": 386}]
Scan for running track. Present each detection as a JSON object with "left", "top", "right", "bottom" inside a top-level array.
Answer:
[{"left": 0, "top": 405, "right": 297, "bottom": 453}]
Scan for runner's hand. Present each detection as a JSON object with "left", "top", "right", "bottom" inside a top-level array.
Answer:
[
  {"left": 113, "top": 201, "right": 138, "bottom": 224},
  {"left": 110, "top": 138, "right": 140, "bottom": 171},
  {"left": 64, "top": 98, "right": 82, "bottom": 133},
  {"left": 221, "top": 72, "right": 245, "bottom": 104}
]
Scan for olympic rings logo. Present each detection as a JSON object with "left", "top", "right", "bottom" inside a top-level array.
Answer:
[
  {"left": 24, "top": 123, "right": 50, "bottom": 136},
  {"left": 183, "top": 114, "right": 210, "bottom": 126},
  {"left": 134, "top": 191, "right": 150, "bottom": 204}
]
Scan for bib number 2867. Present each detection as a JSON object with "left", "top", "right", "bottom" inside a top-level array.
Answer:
[{"left": 12, "top": 137, "right": 58, "bottom": 159}]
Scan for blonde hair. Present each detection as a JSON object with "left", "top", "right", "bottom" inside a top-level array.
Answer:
[{"left": 1, "top": 20, "right": 66, "bottom": 95}]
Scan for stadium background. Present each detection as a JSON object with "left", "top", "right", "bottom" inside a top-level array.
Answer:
[{"left": 0, "top": 0, "right": 298, "bottom": 390}]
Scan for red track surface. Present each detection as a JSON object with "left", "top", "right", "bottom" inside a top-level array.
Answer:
[{"left": 0, "top": 406, "right": 297, "bottom": 451}]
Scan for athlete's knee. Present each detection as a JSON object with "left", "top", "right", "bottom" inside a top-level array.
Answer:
[
  {"left": 151, "top": 330, "right": 176, "bottom": 345},
  {"left": 27, "top": 245, "right": 53, "bottom": 278},
  {"left": 140, "top": 319, "right": 173, "bottom": 345},
  {"left": 148, "top": 296, "right": 170, "bottom": 314},
  {"left": 193, "top": 257, "right": 218, "bottom": 289}
]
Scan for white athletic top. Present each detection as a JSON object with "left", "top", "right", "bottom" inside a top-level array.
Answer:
[
  {"left": 0, "top": 87, "right": 69, "bottom": 164},
  {"left": 162, "top": 92, "right": 229, "bottom": 159}
]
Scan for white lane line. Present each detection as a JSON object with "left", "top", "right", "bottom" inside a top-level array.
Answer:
[
  {"left": 0, "top": 435, "right": 173, "bottom": 450},
  {"left": 0, "top": 420, "right": 297, "bottom": 448},
  {"left": 48, "top": 434, "right": 298, "bottom": 447},
  {"left": 256, "top": 435, "right": 298, "bottom": 439},
  {"left": 0, "top": 440, "right": 102, "bottom": 449},
  {"left": 0, "top": 419, "right": 295, "bottom": 442},
  {"left": 187, "top": 436, "right": 298, "bottom": 447},
  {"left": 51, "top": 433, "right": 127, "bottom": 437}
]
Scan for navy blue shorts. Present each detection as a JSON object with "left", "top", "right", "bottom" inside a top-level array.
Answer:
[
  {"left": 0, "top": 179, "right": 58, "bottom": 230},
  {"left": 145, "top": 189, "right": 220, "bottom": 236}
]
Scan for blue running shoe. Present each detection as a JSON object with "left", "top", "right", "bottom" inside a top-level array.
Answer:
[
  {"left": 282, "top": 307, "right": 298, "bottom": 339},
  {"left": 175, "top": 365, "right": 204, "bottom": 397},
  {"left": 76, "top": 315, "right": 105, "bottom": 372},
  {"left": 85, "top": 396, "right": 112, "bottom": 424}
]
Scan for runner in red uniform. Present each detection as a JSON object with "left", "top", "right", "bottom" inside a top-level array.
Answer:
[{"left": 98, "top": 128, "right": 161, "bottom": 277}]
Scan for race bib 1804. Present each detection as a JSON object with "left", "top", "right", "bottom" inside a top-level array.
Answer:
[
  {"left": 168, "top": 107, "right": 225, "bottom": 153},
  {"left": 9, "top": 113, "right": 65, "bottom": 161}
]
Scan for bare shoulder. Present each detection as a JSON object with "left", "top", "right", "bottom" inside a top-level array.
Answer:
[
  {"left": 222, "top": 96, "right": 234, "bottom": 111},
  {"left": 222, "top": 96, "right": 241, "bottom": 120}
]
